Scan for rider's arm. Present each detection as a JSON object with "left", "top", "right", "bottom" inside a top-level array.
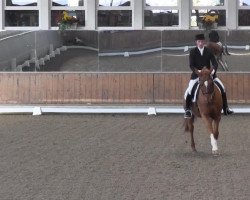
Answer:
[{"left": 189, "top": 49, "right": 196, "bottom": 73}]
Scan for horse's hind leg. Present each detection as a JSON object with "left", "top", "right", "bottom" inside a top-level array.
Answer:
[{"left": 187, "top": 118, "right": 196, "bottom": 152}]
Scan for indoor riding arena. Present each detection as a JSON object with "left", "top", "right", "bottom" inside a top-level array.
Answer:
[{"left": 0, "top": 0, "right": 250, "bottom": 199}]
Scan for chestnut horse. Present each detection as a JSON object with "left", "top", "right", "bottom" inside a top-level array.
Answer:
[
  {"left": 184, "top": 67, "right": 223, "bottom": 155},
  {"left": 206, "top": 42, "right": 229, "bottom": 71}
]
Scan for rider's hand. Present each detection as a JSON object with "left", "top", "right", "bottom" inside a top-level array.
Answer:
[{"left": 211, "top": 69, "right": 215, "bottom": 75}]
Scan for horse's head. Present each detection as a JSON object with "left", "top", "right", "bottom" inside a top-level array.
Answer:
[{"left": 196, "top": 67, "right": 215, "bottom": 101}]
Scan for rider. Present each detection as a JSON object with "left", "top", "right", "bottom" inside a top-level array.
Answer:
[
  {"left": 208, "top": 30, "right": 220, "bottom": 44},
  {"left": 184, "top": 33, "right": 234, "bottom": 118},
  {"left": 208, "top": 30, "right": 230, "bottom": 55}
]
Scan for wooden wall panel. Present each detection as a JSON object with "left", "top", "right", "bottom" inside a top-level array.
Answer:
[
  {"left": 5, "top": 74, "right": 13, "bottom": 103},
  {"left": 237, "top": 74, "right": 244, "bottom": 103},
  {"left": 146, "top": 74, "right": 154, "bottom": 103},
  {"left": 0, "top": 72, "right": 249, "bottom": 105},
  {"left": 17, "top": 74, "right": 30, "bottom": 104},
  {"left": 243, "top": 74, "right": 250, "bottom": 101},
  {"left": 153, "top": 74, "right": 165, "bottom": 103},
  {"left": 90, "top": 73, "right": 99, "bottom": 103},
  {"left": 123, "top": 74, "right": 131, "bottom": 103},
  {"left": 82, "top": 73, "right": 92, "bottom": 103},
  {"left": 49, "top": 74, "right": 57, "bottom": 103},
  {"left": 118, "top": 74, "right": 125, "bottom": 103}
]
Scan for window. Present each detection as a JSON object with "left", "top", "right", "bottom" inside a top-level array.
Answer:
[
  {"left": 144, "top": 0, "right": 179, "bottom": 27},
  {"left": 191, "top": 0, "right": 226, "bottom": 27},
  {"left": 238, "top": 0, "right": 250, "bottom": 26},
  {"left": 99, "top": 0, "right": 130, "bottom": 6},
  {"left": 97, "top": 0, "right": 132, "bottom": 27},
  {"left": 239, "top": 0, "right": 250, "bottom": 6},
  {"left": 5, "top": 0, "right": 39, "bottom": 27},
  {"left": 51, "top": 10, "right": 85, "bottom": 27},
  {"left": 145, "top": 0, "right": 177, "bottom": 7},
  {"left": 192, "top": 0, "right": 224, "bottom": 6},
  {"left": 51, "top": 0, "right": 85, "bottom": 28},
  {"left": 52, "top": 0, "right": 84, "bottom": 7},
  {"left": 6, "top": 0, "right": 38, "bottom": 6}
]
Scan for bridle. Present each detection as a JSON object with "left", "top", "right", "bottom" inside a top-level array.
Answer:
[{"left": 199, "top": 75, "right": 215, "bottom": 103}]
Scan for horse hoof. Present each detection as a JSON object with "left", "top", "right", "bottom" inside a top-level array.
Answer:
[{"left": 212, "top": 150, "right": 219, "bottom": 156}]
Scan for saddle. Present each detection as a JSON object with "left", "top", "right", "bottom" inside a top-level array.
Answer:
[{"left": 192, "top": 80, "right": 222, "bottom": 103}]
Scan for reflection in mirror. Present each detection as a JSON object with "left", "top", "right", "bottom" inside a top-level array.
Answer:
[
  {"left": 6, "top": 0, "right": 37, "bottom": 6},
  {"left": 99, "top": 30, "right": 162, "bottom": 72},
  {"left": 98, "top": 10, "right": 132, "bottom": 27},
  {"left": 1, "top": 30, "right": 250, "bottom": 72},
  {"left": 145, "top": 0, "right": 177, "bottom": 6},
  {"left": 52, "top": 0, "right": 84, "bottom": 6},
  {"left": 99, "top": 0, "right": 130, "bottom": 6},
  {"left": 192, "top": 0, "right": 224, "bottom": 6},
  {"left": 40, "top": 31, "right": 99, "bottom": 72},
  {"left": 5, "top": 10, "right": 39, "bottom": 26},
  {"left": 0, "top": 31, "right": 35, "bottom": 71},
  {"left": 162, "top": 30, "right": 250, "bottom": 72},
  {"left": 162, "top": 30, "right": 193, "bottom": 72},
  {"left": 222, "top": 30, "right": 250, "bottom": 72},
  {"left": 144, "top": 10, "right": 179, "bottom": 27}
]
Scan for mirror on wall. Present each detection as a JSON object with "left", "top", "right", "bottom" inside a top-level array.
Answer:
[
  {"left": 98, "top": 30, "right": 162, "bottom": 72},
  {"left": 0, "top": 30, "right": 250, "bottom": 72}
]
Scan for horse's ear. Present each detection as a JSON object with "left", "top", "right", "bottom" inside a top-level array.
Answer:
[{"left": 195, "top": 69, "right": 201, "bottom": 76}]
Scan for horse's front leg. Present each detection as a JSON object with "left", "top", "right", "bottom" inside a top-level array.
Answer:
[
  {"left": 201, "top": 116, "right": 218, "bottom": 154},
  {"left": 210, "top": 132, "right": 219, "bottom": 155},
  {"left": 213, "top": 117, "right": 221, "bottom": 140},
  {"left": 211, "top": 117, "right": 221, "bottom": 155}
]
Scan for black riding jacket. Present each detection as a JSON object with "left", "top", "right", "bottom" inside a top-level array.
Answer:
[{"left": 189, "top": 47, "right": 218, "bottom": 79}]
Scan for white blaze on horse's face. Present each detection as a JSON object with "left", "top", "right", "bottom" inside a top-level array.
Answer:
[{"left": 204, "top": 81, "right": 208, "bottom": 88}]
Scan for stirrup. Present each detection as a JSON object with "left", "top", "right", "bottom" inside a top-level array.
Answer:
[
  {"left": 224, "top": 107, "right": 234, "bottom": 115},
  {"left": 184, "top": 109, "right": 192, "bottom": 118}
]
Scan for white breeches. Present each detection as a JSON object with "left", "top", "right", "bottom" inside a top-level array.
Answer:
[
  {"left": 214, "top": 77, "right": 225, "bottom": 92},
  {"left": 184, "top": 77, "right": 225, "bottom": 100},
  {"left": 184, "top": 78, "right": 199, "bottom": 99}
]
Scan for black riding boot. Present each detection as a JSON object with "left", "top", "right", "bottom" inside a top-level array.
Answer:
[
  {"left": 222, "top": 91, "right": 234, "bottom": 115},
  {"left": 184, "top": 94, "right": 192, "bottom": 118}
]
